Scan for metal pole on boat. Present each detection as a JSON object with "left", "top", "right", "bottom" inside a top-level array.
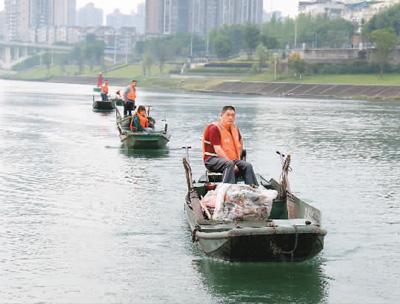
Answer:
[{"left": 182, "top": 146, "right": 192, "bottom": 163}]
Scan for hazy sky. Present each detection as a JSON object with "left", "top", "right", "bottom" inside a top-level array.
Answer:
[{"left": 0, "top": 0, "right": 299, "bottom": 17}]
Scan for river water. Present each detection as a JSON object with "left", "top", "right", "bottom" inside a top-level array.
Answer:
[{"left": 0, "top": 79, "right": 399, "bottom": 303}]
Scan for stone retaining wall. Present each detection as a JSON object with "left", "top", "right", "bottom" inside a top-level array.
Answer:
[{"left": 210, "top": 81, "right": 400, "bottom": 99}]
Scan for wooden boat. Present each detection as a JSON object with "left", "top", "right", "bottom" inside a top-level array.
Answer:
[
  {"left": 116, "top": 107, "right": 170, "bottom": 149},
  {"left": 92, "top": 96, "right": 115, "bottom": 112},
  {"left": 182, "top": 152, "right": 327, "bottom": 262},
  {"left": 114, "top": 98, "right": 124, "bottom": 106}
]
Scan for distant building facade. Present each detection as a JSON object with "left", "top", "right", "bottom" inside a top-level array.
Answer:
[
  {"left": 0, "top": 10, "right": 5, "bottom": 40},
  {"left": 54, "top": 0, "right": 76, "bottom": 26},
  {"left": 299, "top": 0, "right": 400, "bottom": 23},
  {"left": 146, "top": 0, "right": 263, "bottom": 36},
  {"left": 4, "top": 0, "right": 30, "bottom": 41},
  {"left": 29, "top": 0, "right": 54, "bottom": 28},
  {"left": 132, "top": 3, "right": 145, "bottom": 34},
  {"left": 106, "top": 9, "right": 136, "bottom": 29},
  {"left": 146, "top": 0, "right": 164, "bottom": 34},
  {"left": 77, "top": 3, "right": 103, "bottom": 27}
]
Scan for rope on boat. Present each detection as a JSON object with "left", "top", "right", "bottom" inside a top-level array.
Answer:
[
  {"left": 192, "top": 225, "right": 201, "bottom": 242},
  {"left": 270, "top": 225, "right": 299, "bottom": 261}
]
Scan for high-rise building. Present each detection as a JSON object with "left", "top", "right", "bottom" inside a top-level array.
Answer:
[
  {"left": 29, "top": 0, "right": 54, "bottom": 28},
  {"left": 146, "top": 0, "right": 164, "bottom": 34},
  {"left": 77, "top": 2, "right": 103, "bottom": 27},
  {"left": 0, "top": 10, "right": 5, "bottom": 39},
  {"left": 190, "top": 0, "right": 263, "bottom": 36},
  {"left": 4, "top": 0, "right": 31, "bottom": 41},
  {"left": 219, "top": 0, "right": 263, "bottom": 26},
  {"left": 132, "top": 3, "right": 145, "bottom": 34},
  {"left": 190, "top": 0, "right": 220, "bottom": 35},
  {"left": 164, "top": 0, "right": 189, "bottom": 34},
  {"left": 106, "top": 9, "right": 135, "bottom": 29},
  {"left": 54, "top": 0, "right": 76, "bottom": 26},
  {"left": 145, "top": 0, "right": 263, "bottom": 36}
]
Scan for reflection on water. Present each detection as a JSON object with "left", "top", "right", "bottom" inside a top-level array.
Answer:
[
  {"left": 119, "top": 147, "right": 170, "bottom": 159},
  {"left": 194, "top": 259, "right": 328, "bottom": 304},
  {"left": 1, "top": 80, "right": 399, "bottom": 303}
]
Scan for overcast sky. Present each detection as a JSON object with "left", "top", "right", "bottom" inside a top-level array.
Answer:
[{"left": 0, "top": 0, "right": 299, "bottom": 17}]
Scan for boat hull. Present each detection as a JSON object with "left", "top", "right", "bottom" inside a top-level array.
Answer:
[
  {"left": 120, "top": 131, "right": 170, "bottom": 149},
  {"left": 184, "top": 171, "right": 327, "bottom": 262},
  {"left": 92, "top": 100, "right": 115, "bottom": 112},
  {"left": 115, "top": 99, "right": 124, "bottom": 106},
  {"left": 198, "top": 229, "right": 324, "bottom": 262},
  {"left": 185, "top": 203, "right": 325, "bottom": 262}
]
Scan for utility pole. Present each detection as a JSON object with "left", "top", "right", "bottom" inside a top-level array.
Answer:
[
  {"left": 113, "top": 34, "right": 117, "bottom": 65},
  {"left": 190, "top": 0, "right": 195, "bottom": 58},
  {"left": 206, "top": 32, "right": 210, "bottom": 58}
]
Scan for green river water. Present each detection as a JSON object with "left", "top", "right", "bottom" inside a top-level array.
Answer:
[{"left": 0, "top": 79, "right": 399, "bottom": 303}]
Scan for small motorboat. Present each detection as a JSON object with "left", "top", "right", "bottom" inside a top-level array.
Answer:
[
  {"left": 116, "top": 106, "right": 171, "bottom": 149},
  {"left": 182, "top": 151, "right": 327, "bottom": 262},
  {"left": 92, "top": 96, "right": 115, "bottom": 112},
  {"left": 110, "top": 98, "right": 124, "bottom": 106}
]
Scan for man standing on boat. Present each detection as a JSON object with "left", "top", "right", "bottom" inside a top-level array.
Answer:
[
  {"left": 97, "top": 72, "right": 103, "bottom": 88},
  {"left": 202, "top": 106, "right": 258, "bottom": 186},
  {"left": 123, "top": 80, "right": 137, "bottom": 116},
  {"left": 101, "top": 80, "right": 109, "bottom": 101}
]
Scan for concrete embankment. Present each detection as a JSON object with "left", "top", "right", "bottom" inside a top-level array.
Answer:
[{"left": 205, "top": 81, "right": 400, "bottom": 100}]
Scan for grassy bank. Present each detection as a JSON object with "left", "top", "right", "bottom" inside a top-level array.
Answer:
[
  {"left": 5, "top": 62, "right": 400, "bottom": 91},
  {"left": 244, "top": 72, "right": 400, "bottom": 86}
]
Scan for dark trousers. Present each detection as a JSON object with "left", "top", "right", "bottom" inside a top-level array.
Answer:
[
  {"left": 101, "top": 93, "right": 108, "bottom": 101},
  {"left": 204, "top": 157, "right": 259, "bottom": 185},
  {"left": 124, "top": 100, "right": 135, "bottom": 116}
]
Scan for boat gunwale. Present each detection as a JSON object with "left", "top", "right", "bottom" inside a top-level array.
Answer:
[{"left": 195, "top": 225, "right": 327, "bottom": 240}]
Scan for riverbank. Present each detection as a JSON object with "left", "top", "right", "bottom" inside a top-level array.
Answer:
[
  {"left": 202, "top": 81, "right": 400, "bottom": 100},
  {"left": 2, "top": 73, "right": 400, "bottom": 100}
]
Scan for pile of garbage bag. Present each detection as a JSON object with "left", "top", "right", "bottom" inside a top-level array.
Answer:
[{"left": 201, "top": 183, "right": 278, "bottom": 221}]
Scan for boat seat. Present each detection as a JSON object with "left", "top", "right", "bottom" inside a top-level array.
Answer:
[
  {"left": 204, "top": 150, "right": 247, "bottom": 183},
  {"left": 205, "top": 171, "right": 223, "bottom": 183}
]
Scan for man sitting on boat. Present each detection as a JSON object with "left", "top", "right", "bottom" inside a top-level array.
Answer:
[
  {"left": 202, "top": 105, "right": 258, "bottom": 186},
  {"left": 101, "top": 80, "right": 109, "bottom": 101},
  {"left": 123, "top": 80, "right": 137, "bottom": 116},
  {"left": 130, "top": 106, "right": 153, "bottom": 132}
]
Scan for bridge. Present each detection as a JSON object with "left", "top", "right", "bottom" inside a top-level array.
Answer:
[{"left": 0, "top": 40, "right": 73, "bottom": 70}]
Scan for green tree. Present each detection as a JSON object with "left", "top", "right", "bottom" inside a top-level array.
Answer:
[
  {"left": 288, "top": 52, "right": 306, "bottom": 79},
  {"left": 142, "top": 52, "right": 154, "bottom": 76},
  {"left": 369, "top": 28, "right": 398, "bottom": 76},
  {"left": 213, "top": 34, "right": 233, "bottom": 59},
  {"left": 148, "top": 38, "right": 172, "bottom": 73},
  {"left": 364, "top": 4, "right": 400, "bottom": 36},
  {"left": 243, "top": 24, "right": 260, "bottom": 58},
  {"left": 255, "top": 44, "right": 268, "bottom": 72}
]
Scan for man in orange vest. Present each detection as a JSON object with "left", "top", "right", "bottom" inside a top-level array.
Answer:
[
  {"left": 202, "top": 106, "right": 258, "bottom": 185},
  {"left": 101, "top": 79, "right": 109, "bottom": 101},
  {"left": 123, "top": 80, "right": 137, "bottom": 116}
]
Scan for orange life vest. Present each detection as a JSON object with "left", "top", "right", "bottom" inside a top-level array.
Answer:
[
  {"left": 202, "top": 122, "right": 242, "bottom": 160},
  {"left": 130, "top": 112, "right": 148, "bottom": 130},
  {"left": 127, "top": 85, "right": 136, "bottom": 100},
  {"left": 102, "top": 83, "right": 109, "bottom": 94}
]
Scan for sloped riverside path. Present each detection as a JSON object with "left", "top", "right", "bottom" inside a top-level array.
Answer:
[{"left": 206, "top": 81, "right": 400, "bottom": 100}]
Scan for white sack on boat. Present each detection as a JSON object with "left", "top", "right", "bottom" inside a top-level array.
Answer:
[{"left": 211, "top": 184, "right": 278, "bottom": 221}]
